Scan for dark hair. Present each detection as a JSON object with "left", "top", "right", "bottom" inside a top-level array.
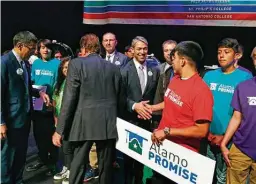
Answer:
[
  {"left": 124, "top": 45, "right": 131, "bottom": 52},
  {"left": 238, "top": 44, "right": 244, "bottom": 54},
  {"left": 37, "top": 39, "right": 54, "bottom": 59},
  {"left": 53, "top": 50, "right": 62, "bottom": 56},
  {"left": 13, "top": 31, "right": 37, "bottom": 46},
  {"left": 54, "top": 57, "right": 71, "bottom": 96},
  {"left": 80, "top": 33, "right": 100, "bottom": 54},
  {"left": 172, "top": 41, "right": 204, "bottom": 65},
  {"left": 218, "top": 38, "right": 239, "bottom": 53}
]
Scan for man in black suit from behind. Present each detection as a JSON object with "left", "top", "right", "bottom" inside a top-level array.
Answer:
[
  {"left": 1, "top": 31, "right": 50, "bottom": 184},
  {"left": 121, "top": 36, "right": 160, "bottom": 184},
  {"left": 52, "top": 33, "right": 123, "bottom": 184},
  {"left": 102, "top": 32, "right": 130, "bottom": 68}
]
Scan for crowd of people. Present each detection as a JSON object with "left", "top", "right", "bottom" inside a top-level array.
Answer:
[{"left": 1, "top": 30, "right": 256, "bottom": 184}]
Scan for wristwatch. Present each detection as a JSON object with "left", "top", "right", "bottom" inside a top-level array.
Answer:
[{"left": 163, "top": 127, "right": 170, "bottom": 136}]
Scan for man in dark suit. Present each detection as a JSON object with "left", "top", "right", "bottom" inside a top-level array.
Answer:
[
  {"left": 121, "top": 36, "right": 160, "bottom": 184},
  {"left": 52, "top": 33, "right": 123, "bottom": 184},
  {"left": 1, "top": 31, "right": 50, "bottom": 184},
  {"left": 102, "top": 32, "right": 130, "bottom": 68}
]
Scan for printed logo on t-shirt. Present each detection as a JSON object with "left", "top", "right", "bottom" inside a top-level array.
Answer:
[
  {"left": 210, "top": 83, "right": 218, "bottom": 90},
  {"left": 35, "top": 69, "right": 54, "bottom": 76},
  {"left": 209, "top": 83, "right": 234, "bottom": 94},
  {"left": 218, "top": 84, "right": 234, "bottom": 94},
  {"left": 165, "top": 88, "right": 183, "bottom": 107},
  {"left": 247, "top": 97, "right": 256, "bottom": 106},
  {"left": 35, "top": 70, "right": 41, "bottom": 75}
]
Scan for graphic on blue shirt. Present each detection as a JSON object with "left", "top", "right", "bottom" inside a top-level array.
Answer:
[
  {"left": 31, "top": 58, "right": 60, "bottom": 97},
  {"left": 203, "top": 68, "right": 252, "bottom": 135}
]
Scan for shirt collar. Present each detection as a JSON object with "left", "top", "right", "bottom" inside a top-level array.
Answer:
[
  {"left": 133, "top": 58, "right": 147, "bottom": 69},
  {"left": 106, "top": 51, "right": 116, "bottom": 57},
  {"left": 12, "top": 49, "right": 23, "bottom": 63}
]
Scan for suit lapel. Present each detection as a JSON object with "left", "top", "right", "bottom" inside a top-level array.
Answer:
[
  {"left": 10, "top": 52, "right": 26, "bottom": 86},
  {"left": 113, "top": 51, "right": 120, "bottom": 65},
  {"left": 143, "top": 65, "right": 153, "bottom": 95},
  {"left": 130, "top": 61, "right": 143, "bottom": 95}
]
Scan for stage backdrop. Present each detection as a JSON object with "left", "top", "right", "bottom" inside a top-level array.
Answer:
[{"left": 83, "top": 0, "right": 256, "bottom": 27}]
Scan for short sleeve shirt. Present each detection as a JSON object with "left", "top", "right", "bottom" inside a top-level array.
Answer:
[
  {"left": 203, "top": 68, "right": 252, "bottom": 135},
  {"left": 158, "top": 73, "right": 213, "bottom": 152},
  {"left": 232, "top": 77, "right": 256, "bottom": 160}
]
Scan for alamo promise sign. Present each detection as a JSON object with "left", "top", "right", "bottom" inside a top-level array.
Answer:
[{"left": 116, "top": 118, "right": 216, "bottom": 184}]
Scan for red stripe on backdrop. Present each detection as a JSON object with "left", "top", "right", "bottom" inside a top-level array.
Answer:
[{"left": 83, "top": 12, "right": 256, "bottom": 20}]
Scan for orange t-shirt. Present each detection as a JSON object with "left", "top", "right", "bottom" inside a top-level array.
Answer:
[{"left": 158, "top": 73, "right": 213, "bottom": 152}]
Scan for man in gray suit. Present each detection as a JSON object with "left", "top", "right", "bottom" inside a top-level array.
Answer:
[
  {"left": 121, "top": 36, "right": 160, "bottom": 184},
  {"left": 52, "top": 34, "right": 123, "bottom": 184},
  {"left": 102, "top": 32, "right": 130, "bottom": 68}
]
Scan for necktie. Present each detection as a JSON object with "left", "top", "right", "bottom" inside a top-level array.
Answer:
[
  {"left": 21, "top": 61, "right": 30, "bottom": 112},
  {"left": 107, "top": 55, "right": 111, "bottom": 63},
  {"left": 138, "top": 66, "right": 146, "bottom": 94}
]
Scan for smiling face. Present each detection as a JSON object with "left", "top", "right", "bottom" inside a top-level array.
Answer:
[
  {"left": 132, "top": 41, "right": 148, "bottom": 64},
  {"left": 39, "top": 43, "right": 52, "bottom": 61},
  {"left": 217, "top": 47, "right": 239, "bottom": 68},
  {"left": 62, "top": 61, "right": 69, "bottom": 77}
]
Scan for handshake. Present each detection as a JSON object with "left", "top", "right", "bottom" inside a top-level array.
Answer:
[{"left": 134, "top": 100, "right": 155, "bottom": 120}]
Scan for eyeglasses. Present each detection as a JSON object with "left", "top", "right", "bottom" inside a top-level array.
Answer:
[{"left": 23, "top": 44, "right": 36, "bottom": 52}]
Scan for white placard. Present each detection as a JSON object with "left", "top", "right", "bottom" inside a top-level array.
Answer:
[
  {"left": 116, "top": 118, "right": 216, "bottom": 184},
  {"left": 32, "top": 85, "right": 47, "bottom": 111}
]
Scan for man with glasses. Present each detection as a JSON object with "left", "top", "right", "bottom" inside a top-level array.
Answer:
[
  {"left": 1, "top": 31, "right": 50, "bottom": 184},
  {"left": 102, "top": 32, "right": 129, "bottom": 68}
]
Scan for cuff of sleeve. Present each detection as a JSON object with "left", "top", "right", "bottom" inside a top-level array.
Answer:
[
  {"left": 132, "top": 103, "right": 136, "bottom": 111},
  {"left": 1, "top": 122, "right": 6, "bottom": 126}
]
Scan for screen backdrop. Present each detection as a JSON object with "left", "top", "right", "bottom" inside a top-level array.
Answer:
[{"left": 83, "top": 0, "right": 256, "bottom": 27}]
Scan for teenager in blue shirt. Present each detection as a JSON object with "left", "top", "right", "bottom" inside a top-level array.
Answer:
[
  {"left": 26, "top": 39, "right": 60, "bottom": 175},
  {"left": 203, "top": 38, "right": 252, "bottom": 184}
]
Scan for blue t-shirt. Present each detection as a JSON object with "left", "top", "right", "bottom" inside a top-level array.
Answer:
[
  {"left": 203, "top": 68, "right": 252, "bottom": 135},
  {"left": 31, "top": 58, "right": 61, "bottom": 98}
]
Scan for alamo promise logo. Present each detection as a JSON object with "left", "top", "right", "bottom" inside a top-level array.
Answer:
[{"left": 125, "top": 130, "right": 148, "bottom": 155}]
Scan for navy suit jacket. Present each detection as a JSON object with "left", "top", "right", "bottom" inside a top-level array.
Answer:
[
  {"left": 1, "top": 51, "right": 40, "bottom": 128},
  {"left": 121, "top": 60, "right": 160, "bottom": 129},
  {"left": 105, "top": 51, "right": 129, "bottom": 69}
]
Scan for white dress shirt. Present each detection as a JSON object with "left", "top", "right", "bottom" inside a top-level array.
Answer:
[
  {"left": 132, "top": 59, "right": 148, "bottom": 111},
  {"left": 105, "top": 52, "right": 115, "bottom": 63}
]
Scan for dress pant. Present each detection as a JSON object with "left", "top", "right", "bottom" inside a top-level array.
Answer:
[
  {"left": 1, "top": 118, "right": 30, "bottom": 184},
  {"left": 69, "top": 139, "right": 115, "bottom": 184},
  {"left": 33, "top": 111, "right": 58, "bottom": 167},
  {"left": 62, "top": 140, "right": 74, "bottom": 170}
]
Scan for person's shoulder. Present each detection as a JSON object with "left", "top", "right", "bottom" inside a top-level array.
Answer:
[
  {"left": 204, "top": 68, "right": 221, "bottom": 77},
  {"left": 121, "top": 60, "right": 133, "bottom": 70},
  {"left": 116, "top": 51, "right": 126, "bottom": 58},
  {"left": 237, "top": 77, "right": 255, "bottom": 89},
  {"left": 194, "top": 74, "right": 211, "bottom": 92},
  {"left": 1, "top": 52, "right": 11, "bottom": 64},
  {"left": 32, "top": 58, "right": 42, "bottom": 66},
  {"left": 237, "top": 66, "right": 252, "bottom": 74},
  {"left": 235, "top": 67, "right": 253, "bottom": 77}
]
